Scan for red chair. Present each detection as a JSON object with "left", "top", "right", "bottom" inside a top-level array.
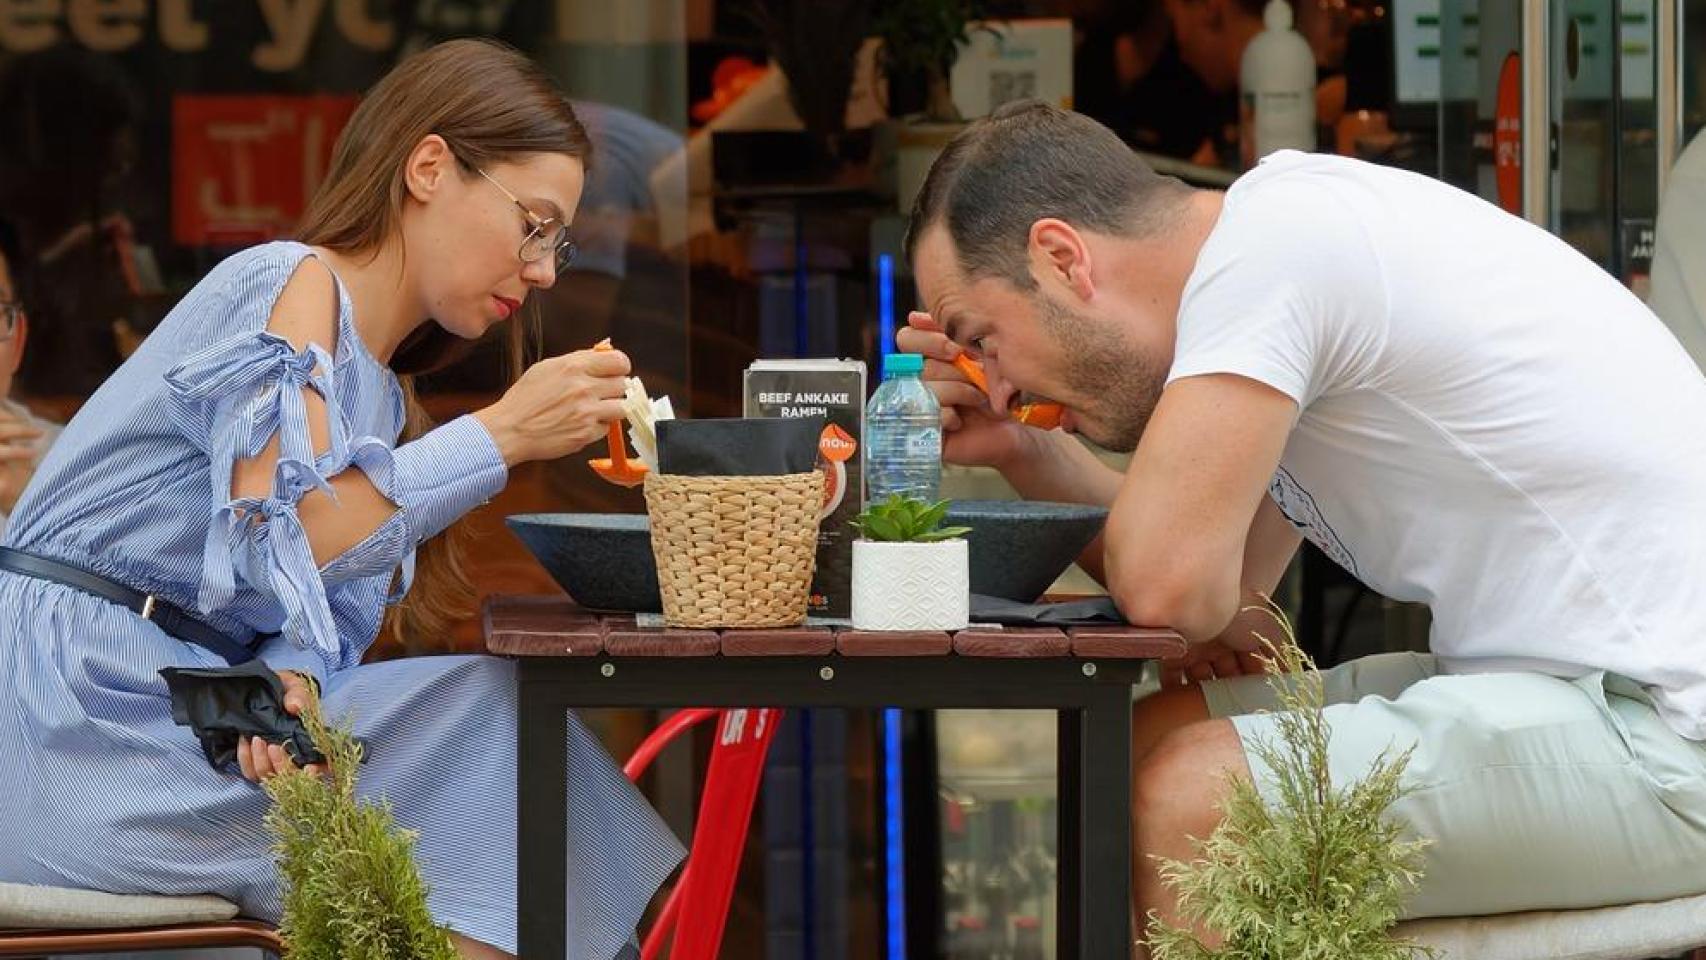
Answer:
[{"left": 626, "top": 707, "right": 783, "bottom": 960}]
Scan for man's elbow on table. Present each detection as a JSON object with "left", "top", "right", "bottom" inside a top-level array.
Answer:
[{"left": 1107, "top": 560, "right": 1240, "bottom": 642}]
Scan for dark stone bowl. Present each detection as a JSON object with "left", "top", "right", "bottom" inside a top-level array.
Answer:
[
  {"left": 944, "top": 500, "right": 1110, "bottom": 602},
  {"left": 505, "top": 513, "right": 662, "bottom": 613}
]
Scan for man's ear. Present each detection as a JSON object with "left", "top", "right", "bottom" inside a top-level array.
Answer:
[
  {"left": 403, "top": 134, "right": 455, "bottom": 203},
  {"left": 1029, "top": 218, "right": 1096, "bottom": 301}
]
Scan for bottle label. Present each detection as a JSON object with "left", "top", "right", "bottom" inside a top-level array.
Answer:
[
  {"left": 1249, "top": 90, "right": 1314, "bottom": 157},
  {"left": 903, "top": 427, "right": 942, "bottom": 459}
]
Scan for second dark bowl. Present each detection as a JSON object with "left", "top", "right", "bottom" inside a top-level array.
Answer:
[
  {"left": 943, "top": 500, "right": 1110, "bottom": 602},
  {"left": 506, "top": 513, "right": 662, "bottom": 612}
]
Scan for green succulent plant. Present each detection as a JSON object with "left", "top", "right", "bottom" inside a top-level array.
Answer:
[{"left": 851, "top": 493, "right": 972, "bottom": 543}]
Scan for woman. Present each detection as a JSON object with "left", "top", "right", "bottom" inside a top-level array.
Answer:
[{"left": 0, "top": 39, "right": 681, "bottom": 959}]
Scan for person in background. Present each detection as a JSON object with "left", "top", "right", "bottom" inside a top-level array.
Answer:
[
  {"left": 1075, "top": 2, "right": 1233, "bottom": 163},
  {"left": 0, "top": 43, "right": 155, "bottom": 398},
  {"left": 1648, "top": 129, "right": 1706, "bottom": 374},
  {"left": 0, "top": 220, "right": 61, "bottom": 541},
  {"left": 1162, "top": 0, "right": 1353, "bottom": 157}
]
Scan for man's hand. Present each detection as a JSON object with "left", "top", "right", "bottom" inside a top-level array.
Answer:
[
  {"left": 895, "top": 311, "right": 1038, "bottom": 469},
  {"left": 1155, "top": 598, "right": 1293, "bottom": 688},
  {"left": 236, "top": 670, "right": 327, "bottom": 783},
  {"left": 0, "top": 404, "right": 43, "bottom": 514},
  {"left": 1158, "top": 639, "right": 1269, "bottom": 689}
]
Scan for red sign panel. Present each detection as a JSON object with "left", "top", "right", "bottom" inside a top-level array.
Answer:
[
  {"left": 1493, "top": 54, "right": 1523, "bottom": 216},
  {"left": 173, "top": 95, "right": 359, "bottom": 247}
]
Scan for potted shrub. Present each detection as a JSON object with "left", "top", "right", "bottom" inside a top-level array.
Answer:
[
  {"left": 871, "top": 0, "right": 992, "bottom": 212},
  {"left": 265, "top": 697, "right": 459, "bottom": 959},
  {"left": 735, "top": 0, "right": 876, "bottom": 187},
  {"left": 850, "top": 494, "right": 973, "bottom": 631},
  {"left": 1146, "top": 606, "right": 1432, "bottom": 960}
]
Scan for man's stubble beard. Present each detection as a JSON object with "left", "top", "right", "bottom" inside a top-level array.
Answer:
[{"left": 1036, "top": 294, "right": 1165, "bottom": 453}]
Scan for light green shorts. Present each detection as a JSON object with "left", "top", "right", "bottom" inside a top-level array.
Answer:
[{"left": 1201, "top": 652, "right": 1706, "bottom": 918}]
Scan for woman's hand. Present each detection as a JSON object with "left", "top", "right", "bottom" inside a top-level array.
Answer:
[
  {"left": 473, "top": 346, "right": 631, "bottom": 467},
  {"left": 237, "top": 670, "right": 327, "bottom": 784},
  {"left": 895, "top": 312, "right": 1037, "bottom": 470},
  {"left": 0, "top": 404, "right": 44, "bottom": 514}
]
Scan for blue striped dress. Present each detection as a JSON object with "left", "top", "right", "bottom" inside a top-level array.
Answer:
[{"left": 0, "top": 241, "right": 683, "bottom": 957}]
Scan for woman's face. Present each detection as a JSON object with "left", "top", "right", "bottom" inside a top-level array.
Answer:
[
  {"left": 404, "top": 143, "right": 586, "bottom": 341},
  {"left": 0, "top": 252, "right": 24, "bottom": 399}
]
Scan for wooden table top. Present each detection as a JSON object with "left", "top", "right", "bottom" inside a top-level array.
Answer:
[{"left": 483, "top": 595, "right": 1186, "bottom": 660}]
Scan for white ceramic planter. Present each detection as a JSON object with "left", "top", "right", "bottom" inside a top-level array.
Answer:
[{"left": 850, "top": 538, "right": 970, "bottom": 631}]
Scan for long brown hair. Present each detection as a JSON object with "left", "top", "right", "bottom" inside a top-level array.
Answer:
[{"left": 296, "top": 38, "right": 591, "bottom": 649}]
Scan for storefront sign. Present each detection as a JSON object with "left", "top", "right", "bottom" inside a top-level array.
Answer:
[
  {"left": 0, "top": 0, "right": 393, "bottom": 71},
  {"left": 172, "top": 94, "right": 357, "bottom": 246}
]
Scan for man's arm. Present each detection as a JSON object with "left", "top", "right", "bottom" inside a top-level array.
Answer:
[
  {"left": 999, "top": 430, "right": 1126, "bottom": 582},
  {"left": 1103, "top": 373, "right": 1297, "bottom": 642},
  {"left": 1158, "top": 494, "right": 1303, "bottom": 686}
]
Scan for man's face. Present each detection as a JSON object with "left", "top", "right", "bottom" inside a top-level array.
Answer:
[{"left": 912, "top": 224, "right": 1170, "bottom": 453}]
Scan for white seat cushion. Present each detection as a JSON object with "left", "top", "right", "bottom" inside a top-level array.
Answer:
[
  {"left": 1397, "top": 892, "right": 1706, "bottom": 960},
  {"left": 0, "top": 882, "right": 240, "bottom": 929}
]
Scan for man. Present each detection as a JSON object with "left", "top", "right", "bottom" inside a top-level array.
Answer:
[{"left": 897, "top": 100, "right": 1706, "bottom": 953}]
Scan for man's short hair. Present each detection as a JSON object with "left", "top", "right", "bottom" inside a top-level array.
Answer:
[{"left": 904, "top": 100, "right": 1190, "bottom": 289}]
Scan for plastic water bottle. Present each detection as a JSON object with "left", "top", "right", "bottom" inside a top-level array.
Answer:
[{"left": 864, "top": 353, "right": 942, "bottom": 502}]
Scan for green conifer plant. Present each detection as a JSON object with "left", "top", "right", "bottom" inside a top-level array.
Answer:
[
  {"left": 1146, "top": 605, "right": 1435, "bottom": 960},
  {"left": 262, "top": 696, "right": 459, "bottom": 960}
]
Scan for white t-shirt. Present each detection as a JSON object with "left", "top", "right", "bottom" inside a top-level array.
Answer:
[{"left": 1169, "top": 151, "right": 1706, "bottom": 741}]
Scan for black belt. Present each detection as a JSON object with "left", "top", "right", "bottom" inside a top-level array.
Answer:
[{"left": 0, "top": 547, "right": 254, "bottom": 664}]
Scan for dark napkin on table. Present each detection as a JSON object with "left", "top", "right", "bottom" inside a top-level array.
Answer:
[
  {"left": 969, "top": 593, "right": 1126, "bottom": 627},
  {"left": 160, "top": 660, "right": 330, "bottom": 775},
  {"left": 657, "top": 416, "right": 825, "bottom": 476}
]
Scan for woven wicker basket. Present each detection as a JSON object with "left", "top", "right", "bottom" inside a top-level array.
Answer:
[{"left": 643, "top": 471, "right": 825, "bottom": 628}]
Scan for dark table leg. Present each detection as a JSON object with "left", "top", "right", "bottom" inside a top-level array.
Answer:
[
  {"left": 506, "top": 656, "right": 1146, "bottom": 960},
  {"left": 1081, "top": 682, "right": 1135, "bottom": 959},
  {"left": 1057, "top": 708, "right": 1083, "bottom": 959},
  {"left": 518, "top": 662, "right": 569, "bottom": 959}
]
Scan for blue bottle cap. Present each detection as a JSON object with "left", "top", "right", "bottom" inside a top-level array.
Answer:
[{"left": 883, "top": 353, "right": 925, "bottom": 375}]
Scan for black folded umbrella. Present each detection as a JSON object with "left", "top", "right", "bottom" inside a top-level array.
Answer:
[{"left": 159, "top": 660, "right": 330, "bottom": 774}]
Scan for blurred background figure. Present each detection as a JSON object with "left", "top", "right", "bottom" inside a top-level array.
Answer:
[
  {"left": 0, "top": 219, "right": 63, "bottom": 541},
  {"left": 1649, "top": 130, "right": 1706, "bottom": 374},
  {"left": 0, "top": 44, "right": 162, "bottom": 400}
]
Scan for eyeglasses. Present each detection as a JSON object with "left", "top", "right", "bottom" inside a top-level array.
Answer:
[
  {"left": 0, "top": 301, "right": 20, "bottom": 343},
  {"left": 476, "top": 167, "right": 578, "bottom": 273}
]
